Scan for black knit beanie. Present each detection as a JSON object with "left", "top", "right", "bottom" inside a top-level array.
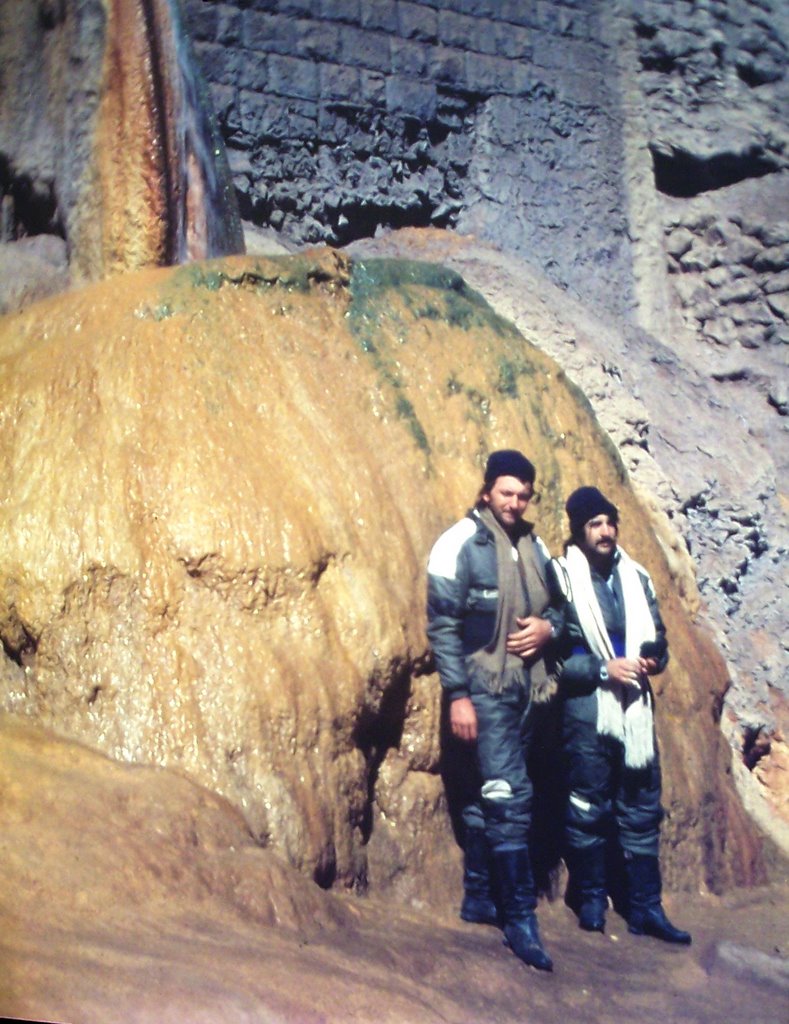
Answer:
[
  {"left": 566, "top": 486, "right": 619, "bottom": 537},
  {"left": 484, "top": 449, "right": 536, "bottom": 486}
]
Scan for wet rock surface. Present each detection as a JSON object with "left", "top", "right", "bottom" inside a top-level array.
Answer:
[
  {"left": 161, "top": 0, "right": 789, "bottom": 852},
  {"left": 0, "top": 250, "right": 762, "bottom": 903},
  {"left": 0, "top": 0, "right": 242, "bottom": 283},
  {"left": 1, "top": 4, "right": 786, "bottom": 847},
  {"left": 0, "top": 1, "right": 787, "bottom": 1015}
]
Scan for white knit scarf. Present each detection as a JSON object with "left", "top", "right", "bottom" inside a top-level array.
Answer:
[{"left": 561, "top": 544, "right": 656, "bottom": 769}]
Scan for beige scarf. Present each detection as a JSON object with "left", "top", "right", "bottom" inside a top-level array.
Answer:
[{"left": 466, "top": 507, "right": 557, "bottom": 702}]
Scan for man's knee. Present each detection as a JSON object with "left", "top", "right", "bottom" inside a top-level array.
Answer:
[
  {"left": 618, "top": 805, "right": 663, "bottom": 857},
  {"left": 480, "top": 777, "right": 531, "bottom": 847},
  {"left": 565, "top": 789, "right": 612, "bottom": 846}
]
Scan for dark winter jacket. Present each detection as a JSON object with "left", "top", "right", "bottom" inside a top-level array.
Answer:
[
  {"left": 426, "top": 508, "right": 563, "bottom": 701},
  {"left": 549, "top": 550, "right": 668, "bottom": 698}
]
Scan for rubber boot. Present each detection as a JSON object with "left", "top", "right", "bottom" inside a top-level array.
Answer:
[
  {"left": 626, "top": 854, "right": 691, "bottom": 945},
  {"left": 494, "top": 846, "right": 553, "bottom": 972},
  {"left": 567, "top": 845, "right": 607, "bottom": 933},
  {"left": 460, "top": 828, "right": 499, "bottom": 926}
]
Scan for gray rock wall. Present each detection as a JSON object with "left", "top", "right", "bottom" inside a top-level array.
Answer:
[
  {"left": 183, "top": 0, "right": 635, "bottom": 312},
  {"left": 607, "top": 0, "right": 788, "bottom": 846}
]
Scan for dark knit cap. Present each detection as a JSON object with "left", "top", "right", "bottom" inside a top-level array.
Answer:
[
  {"left": 566, "top": 486, "right": 619, "bottom": 536},
  {"left": 484, "top": 449, "right": 536, "bottom": 486}
]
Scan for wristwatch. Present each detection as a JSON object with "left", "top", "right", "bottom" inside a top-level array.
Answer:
[{"left": 599, "top": 663, "right": 609, "bottom": 683}]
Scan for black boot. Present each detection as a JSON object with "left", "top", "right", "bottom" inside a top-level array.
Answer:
[
  {"left": 494, "top": 846, "right": 553, "bottom": 972},
  {"left": 626, "top": 854, "right": 691, "bottom": 945},
  {"left": 460, "top": 828, "right": 499, "bottom": 926},
  {"left": 567, "top": 845, "right": 607, "bottom": 933}
]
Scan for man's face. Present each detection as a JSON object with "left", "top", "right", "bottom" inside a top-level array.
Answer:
[
  {"left": 483, "top": 475, "right": 533, "bottom": 530},
  {"left": 579, "top": 514, "right": 618, "bottom": 565}
]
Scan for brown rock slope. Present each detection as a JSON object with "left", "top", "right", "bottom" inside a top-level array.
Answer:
[{"left": 0, "top": 248, "right": 763, "bottom": 908}]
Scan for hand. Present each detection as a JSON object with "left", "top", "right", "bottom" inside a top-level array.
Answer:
[
  {"left": 450, "top": 697, "right": 478, "bottom": 742},
  {"left": 639, "top": 656, "right": 659, "bottom": 676},
  {"left": 605, "top": 657, "right": 644, "bottom": 689},
  {"left": 506, "top": 616, "right": 553, "bottom": 660}
]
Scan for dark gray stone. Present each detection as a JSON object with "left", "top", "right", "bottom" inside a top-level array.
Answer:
[
  {"left": 194, "top": 41, "right": 242, "bottom": 88},
  {"left": 398, "top": 2, "right": 438, "bottom": 43},
  {"left": 360, "top": 0, "right": 399, "bottom": 34},
  {"left": 320, "top": 0, "right": 361, "bottom": 25},
  {"left": 492, "top": 21, "right": 533, "bottom": 61},
  {"left": 216, "top": 5, "right": 243, "bottom": 47},
  {"left": 463, "top": 52, "right": 517, "bottom": 94},
  {"left": 240, "top": 50, "right": 268, "bottom": 93},
  {"left": 243, "top": 10, "right": 291, "bottom": 52},
  {"left": 390, "top": 39, "right": 428, "bottom": 78},
  {"left": 338, "top": 25, "right": 391, "bottom": 72},
  {"left": 296, "top": 19, "right": 343, "bottom": 62},
  {"left": 268, "top": 54, "right": 320, "bottom": 101},
  {"left": 238, "top": 91, "right": 317, "bottom": 139},
  {"left": 498, "top": 0, "right": 541, "bottom": 29},
  {"left": 319, "top": 62, "right": 362, "bottom": 103},
  {"left": 428, "top": 44, "right": 468, "bottom": 86},
  {"left": 436, "top": 9, "right": 479, "bottom": 50},
  {"left": 184, "top": 2, "right": 219, "bottom": 42},
  {"left": 385, "top": 76, "right": 437, "bottom": 120}
]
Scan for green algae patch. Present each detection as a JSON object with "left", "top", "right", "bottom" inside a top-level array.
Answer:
[
  {"left": 349, "top": 258, "right": 517, "bottom": 340},
  {"left": 158, "top": 250, "right": 350, "bottom": 315},
  {"left": 347, "top": 258, "right": 526, "bottom": 455}
]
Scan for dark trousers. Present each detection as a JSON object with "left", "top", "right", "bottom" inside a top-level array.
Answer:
[
  {"left": 562, "top": 692, "right": 663, "bottom": 858},
  {"left": 461, "top": 682, "right": 534, "bottom": 851}
]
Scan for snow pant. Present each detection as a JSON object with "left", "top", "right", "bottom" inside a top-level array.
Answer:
[
  {"left": 562, "top": 690, "right": 663, "bottom": 858},
  {"left": 461, "top": 680, "right": 534, "bottom": 852}
]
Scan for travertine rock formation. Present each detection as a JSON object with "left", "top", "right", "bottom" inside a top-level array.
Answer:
[
  {"left": 0, "top": 248, "right": 763, "bottom": 897},
  {"left": 0, "top": 0, "right": 785, "bottom": 858},
  {"left": 349, "top": 225, "right": 789, "bottom": 853}
]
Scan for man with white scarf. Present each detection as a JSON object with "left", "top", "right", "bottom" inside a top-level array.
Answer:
[{"left": 552, "top": 486, "right": 691, "bottom": 945}]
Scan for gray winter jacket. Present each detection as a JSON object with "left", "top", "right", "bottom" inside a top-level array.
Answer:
[{"left": 426, "top": 508, "right": 562, "bottom": 700}]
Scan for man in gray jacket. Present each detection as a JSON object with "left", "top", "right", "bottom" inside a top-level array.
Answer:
[{"left": 427, "top": 449, "right": 562, "bottom": 972}]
